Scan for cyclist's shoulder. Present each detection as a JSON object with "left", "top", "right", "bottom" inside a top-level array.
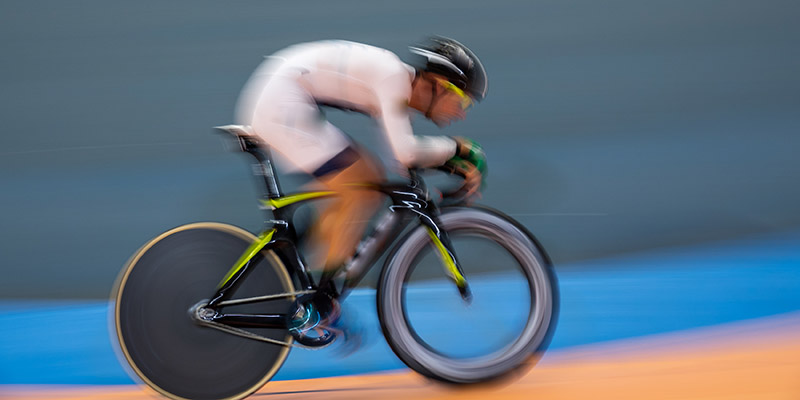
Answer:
[{"left": 282, "top": 40, "right": 405, "bottom": 67}]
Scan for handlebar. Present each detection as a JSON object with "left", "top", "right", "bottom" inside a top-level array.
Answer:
[{"left": 408, "top": 166, "right": 477, "bottom": 205}]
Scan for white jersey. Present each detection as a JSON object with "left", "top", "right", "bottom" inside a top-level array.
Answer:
[{"left": 235, "top": 40, "right": 457, "bottom": 173}]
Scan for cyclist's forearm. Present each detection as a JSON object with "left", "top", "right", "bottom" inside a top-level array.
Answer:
[
  {"left": 389, "top": 134, "right": 457, "bottom": 168},
  {"left": 379, "top": 111, "right": 457, "bottom": 168}
]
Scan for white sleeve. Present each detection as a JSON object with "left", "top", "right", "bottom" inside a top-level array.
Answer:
[{"left": 374, "top": 72, "right": 457, "bottom": 168}]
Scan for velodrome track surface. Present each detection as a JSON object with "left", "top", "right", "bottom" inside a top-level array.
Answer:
[
  {"left": 2, "top": 230, "right": 800, "bottom": 399},
  {"left": 5, "top": 312, "right": 800, "bottom": 399}
]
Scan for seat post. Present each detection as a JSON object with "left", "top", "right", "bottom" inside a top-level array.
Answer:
[
  {"left": 245, "top": 142, "right": 283, "bottom": 200},
  {"left": 213, "top": 125, "right": 284, "bottom": 201}
]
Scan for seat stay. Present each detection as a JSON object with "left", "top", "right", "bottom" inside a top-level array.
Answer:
[{"left": 206, "top": 229, "right": 278, "bottom": 308}]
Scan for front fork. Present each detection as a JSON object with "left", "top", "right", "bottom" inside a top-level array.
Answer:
[
  {"left": 421, "top": 218, "right": 473, "bottom": 303},
  {"left": 388, "top": 181, "right": 473, "bottom": 303}
]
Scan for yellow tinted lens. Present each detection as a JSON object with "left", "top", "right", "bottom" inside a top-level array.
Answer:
[
  {"left": 459, "top": 94, "right": 474, "bottom": 110},
  {"left": 437, "top": 78, "right": 473, "bottom": 110}
]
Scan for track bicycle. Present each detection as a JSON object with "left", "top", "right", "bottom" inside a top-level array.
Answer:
[{"left": 112, "top": 125, "right": 558, "bottom": 400}]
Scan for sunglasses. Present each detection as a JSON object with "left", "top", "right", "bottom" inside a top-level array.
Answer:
[{"left": 434, "top": 78, "right": 474, "bottom": 110}]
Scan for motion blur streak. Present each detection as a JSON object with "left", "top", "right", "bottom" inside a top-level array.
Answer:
[{"left": 4, "top": 312, "right": 799, "bottom": 399}]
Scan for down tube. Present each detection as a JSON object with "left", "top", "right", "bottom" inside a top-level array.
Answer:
[{"left": 340, "top": 211, "right": 407, "bottom": 297}]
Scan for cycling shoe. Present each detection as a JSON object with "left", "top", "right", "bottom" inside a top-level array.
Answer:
[
  {"left": 322, "top": 301, "right": 365, "bottom": 357},
  {"left": 287, "top": 294, "right": 336, "bottom": 347}
]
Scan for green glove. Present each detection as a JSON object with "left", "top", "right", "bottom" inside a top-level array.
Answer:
[
  {"left": 443, "top": 137, "right": 488, "bottom": 197},
  {"left": 451, "top": 137, "right": 487, "bottom": 176}
]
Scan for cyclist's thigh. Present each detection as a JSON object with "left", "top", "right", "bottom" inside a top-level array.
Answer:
[
  {"left": 322, "top": 147, "right": 384, "bottom": 188},
  {"left": 249, "top": 78, "right": 350, "bottom": 174}
]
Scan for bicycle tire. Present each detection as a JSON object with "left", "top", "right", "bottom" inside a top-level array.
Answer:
[
  {"left": 112, "top": 222, "right": 294, "bottom": 400},
  {"left": 377, "top": 207, "right": 558, "bottom": 384}
]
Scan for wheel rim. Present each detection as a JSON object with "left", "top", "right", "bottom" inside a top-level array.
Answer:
[
  {"left": 402, "top": 232, "right": 533, "bottom": 361},
  {"left": 380, "top": 210, "right": 556, "bottom": 383}
]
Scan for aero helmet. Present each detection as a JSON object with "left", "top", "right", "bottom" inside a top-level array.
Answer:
[{"left": 409, "top": 36, "right": 488, "bottom": 101}]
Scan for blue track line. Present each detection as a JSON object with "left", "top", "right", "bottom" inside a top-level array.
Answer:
[{"left": 2, "top": 231, "right": 800, "bottom": 384}]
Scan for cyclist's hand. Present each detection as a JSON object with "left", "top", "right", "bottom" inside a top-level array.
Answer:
[
  {"left": 441, "top": 137, "right": 487, "bottom": 200},
  {"left": 443, "top": 157, "right": 483, "bottom": 199},
  {"left": 452, "top": 136, "right": 487, "bottom": 176}
]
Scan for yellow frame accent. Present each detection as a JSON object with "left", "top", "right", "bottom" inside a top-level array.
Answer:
[
  {"left": 261, "top": 191, "right": 336, "bottom": 210},
  {"left": 426, "top": 227, "right": 466, "bottom": 286},
  {"left": 217, "top": 229, "right": 276, "bottom": 288}
]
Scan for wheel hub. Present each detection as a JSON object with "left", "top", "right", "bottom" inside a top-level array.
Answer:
[{"left": 189, "top": 300, "right": 216, "bottom": 322}]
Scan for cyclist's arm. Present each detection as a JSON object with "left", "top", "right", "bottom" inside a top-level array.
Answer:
[{"left": 375, "top": 73, "right": 457, "bottom": 168}]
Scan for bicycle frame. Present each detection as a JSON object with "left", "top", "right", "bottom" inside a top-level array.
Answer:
[{"left": 199, "top": 129, "right": 471, "bottom": 332}]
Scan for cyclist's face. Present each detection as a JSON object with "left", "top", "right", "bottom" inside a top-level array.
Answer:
[
  {"left": 434, "top": 78, "right": 474, "bottom": 110},
  {"left": 430, "top": 78, "right": 473, "bottom": 126}
]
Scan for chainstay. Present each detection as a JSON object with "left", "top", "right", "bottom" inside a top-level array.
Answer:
[
  {"left": 197, "top": 318, "right": 329, "bottom": 349},
  {"left": 195, "top": 290, "right": 335, "bottom": 350}
]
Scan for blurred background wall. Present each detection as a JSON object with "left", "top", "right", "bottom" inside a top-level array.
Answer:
[{"left": 1, "top": 0, "right": 798, "bottom": 298}]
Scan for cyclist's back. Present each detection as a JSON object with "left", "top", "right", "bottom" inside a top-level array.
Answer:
[{"left": 236, "top": 40, "right": 455, "bottom": 174}]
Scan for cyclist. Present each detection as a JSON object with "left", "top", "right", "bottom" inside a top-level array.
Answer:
[{"left": 235, "top": 36, "right": 488, "bottom": 329}]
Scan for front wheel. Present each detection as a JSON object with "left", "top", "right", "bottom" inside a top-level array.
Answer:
[
  {"left": 377, "top": 207, "right": 558, "bottom": 384},
  {"left": 112, "top": 222, "right": 294, "bottom": 400}
]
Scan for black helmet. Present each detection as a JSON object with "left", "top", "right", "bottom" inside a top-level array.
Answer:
[{"left": 409, "top": 36, "right": 488, "bottom": 101}]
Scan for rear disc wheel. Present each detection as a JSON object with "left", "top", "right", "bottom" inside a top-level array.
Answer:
[{"left": 112, "top": 223, "right": 294, "bottom": 400}]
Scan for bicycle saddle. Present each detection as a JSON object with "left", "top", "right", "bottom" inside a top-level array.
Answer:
[{"left": 214, "top": 124, "right": 256, "bottom": 137}]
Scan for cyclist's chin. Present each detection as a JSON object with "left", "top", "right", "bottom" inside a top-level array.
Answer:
[{"left": 431, "top": 117, "right": 454, "bottom": 128}]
